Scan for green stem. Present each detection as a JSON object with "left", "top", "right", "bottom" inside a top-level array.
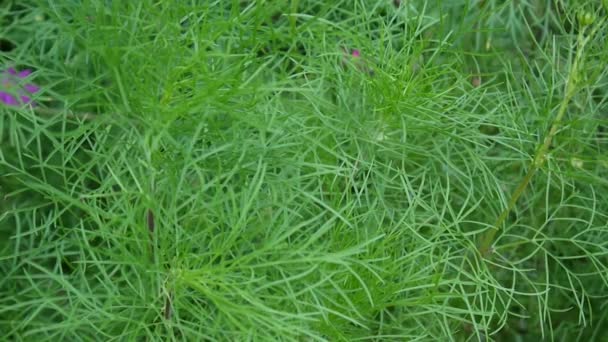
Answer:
[
  {"left": 33, "top": 107, "right": 97, "bottom": 120},
  {"left": 478, "top": 21, "right": 603, "bottom": 257}
]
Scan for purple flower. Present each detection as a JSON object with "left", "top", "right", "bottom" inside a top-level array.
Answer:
[{"left": 0, "top": 67, "right": 40, "bottom": 106}]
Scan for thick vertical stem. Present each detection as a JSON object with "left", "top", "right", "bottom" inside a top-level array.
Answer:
[{"left": 478, "top": 21, "right": 603, "bottom": 257}]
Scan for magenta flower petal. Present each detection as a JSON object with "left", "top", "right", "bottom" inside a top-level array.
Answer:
[
  {"left": 20, "top": 95, "right": 32, "bottom": 104},
  {"left": 0, "top": 91, "right": 19, "bottom": 106},
  {"left": 17, "top": 69, "right": 32, "bottom": 78},
  {"left": 352, "top": 49, "right": 361, "bottom": 58},
  {"left": 24, "top": 84, "right": 39, "bottom": 93},
  {"left": 1, "top": 68, "right": 40, "bottom": 106}
]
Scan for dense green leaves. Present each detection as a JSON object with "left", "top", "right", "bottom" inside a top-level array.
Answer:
[{"left": 1, "top": 0, "right": 607, "bottom": 340}]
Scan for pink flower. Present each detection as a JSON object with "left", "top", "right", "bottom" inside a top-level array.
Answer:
[
  {"left": 341, "top": 48, "right": 374, "bottom": 76},
  {"left": 0, "top": 67, "right": 40, "bottom": 106}
]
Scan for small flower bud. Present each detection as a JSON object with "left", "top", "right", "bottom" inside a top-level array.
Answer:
[
  {"left": 578, "top": 11, "right": 595, "bottom": 26},
  {"left": 570, "top": 157, "right": 584, "bottom": 169},
  {"left": 471, "top": 76, "right": 482, "bottom": 87}
]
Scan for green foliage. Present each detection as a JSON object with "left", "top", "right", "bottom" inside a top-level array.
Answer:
[{"left": 1, "top": 0, "right": 607, "bottom": 340}]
